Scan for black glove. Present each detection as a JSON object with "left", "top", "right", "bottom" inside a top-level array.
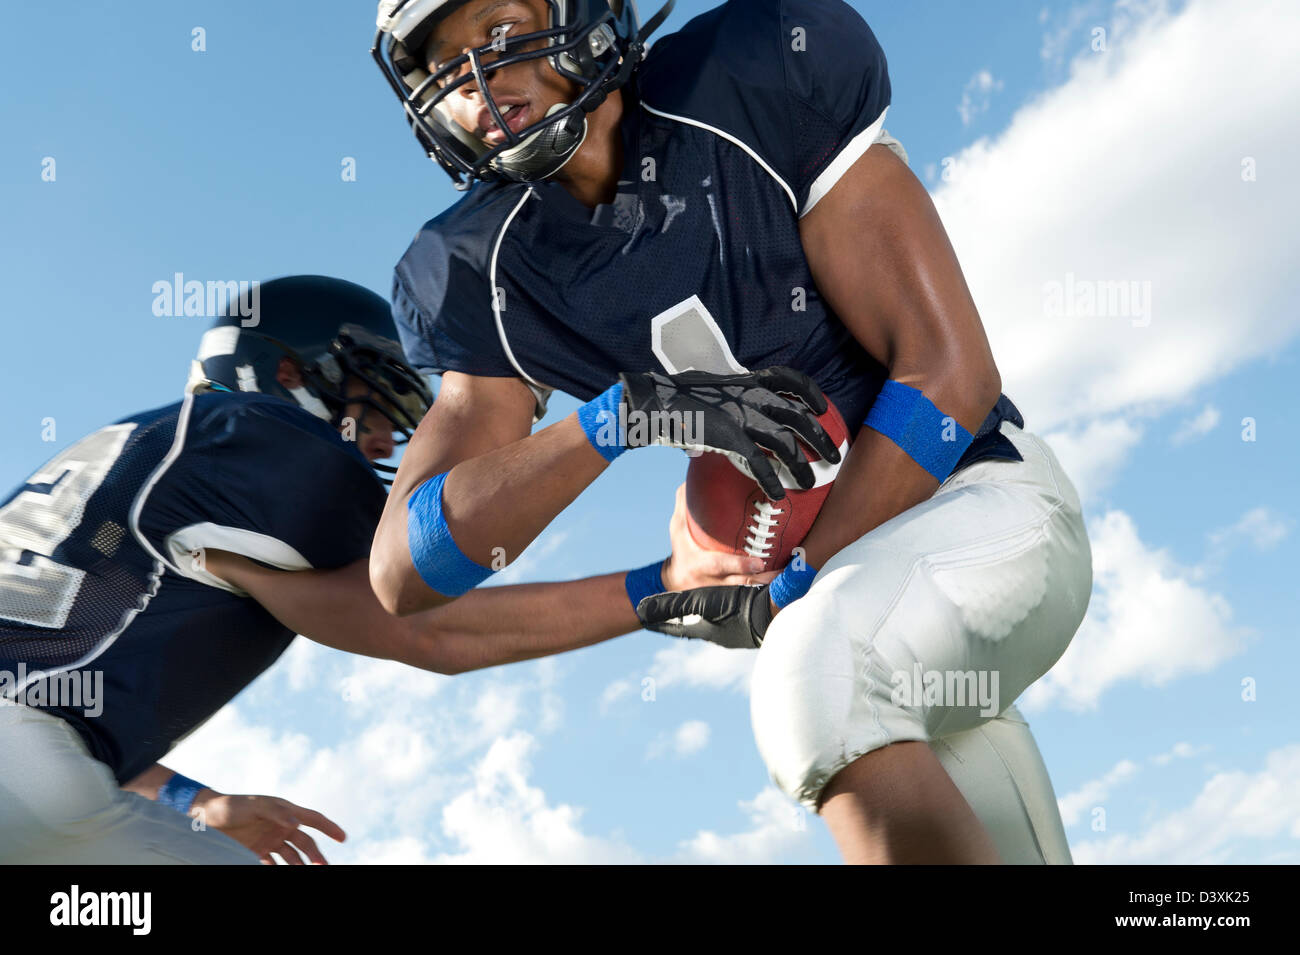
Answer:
[
  {"left": 636, "top": 584, "right": 775, "bottom": 649},
  {"left": 619, "top": 366, "right": 840, "bottom": 501}
]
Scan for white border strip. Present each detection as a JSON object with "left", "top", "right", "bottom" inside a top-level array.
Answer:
[
  {"left": 130, "top": 392, "right": 196, "bottom": 577},
  {"left": 489, "top": 186, "right": 550, "bottom": 392},
  {"left": 165, "top": 523, "right": 312, "bottom": 596},
  {"left": 640, "top": 101, "right": 799, "bottom": 215},
  {"left": 800, "top": 107, "right": 889, "bottom": 218}
]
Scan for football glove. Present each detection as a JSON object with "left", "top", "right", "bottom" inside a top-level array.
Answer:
[
  {"left": 636, "top": 583, "right": 774, "bottom": 650},
  {"left": 619, "top": 366, "right": 840, "bottom": 501}
]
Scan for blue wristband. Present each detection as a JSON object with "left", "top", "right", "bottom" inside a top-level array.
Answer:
[
  {"left": 769, "top": 561, "right": 818, "bottom": 609},
  {"left": 407, "top": 472, "right": 495, "bottom": 598},
  {"left": 577, "top": 382, "right": 627, "bottom": 462},
  {"left": 625, "top": 559, "right": 666, "bottom": 611},
  {"left": 157, "top": 773, "right": 207, "bottom": 815},
  {"left": 863, "top": 379, "right": 973, "bottom": 482}
]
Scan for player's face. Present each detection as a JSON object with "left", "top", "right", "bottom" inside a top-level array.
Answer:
[
  {"left": 423, "top": 0, "right": 580, "bottom": 148},
  {"left": 341, "top": 377, "right": 398, "bottom": 463}
]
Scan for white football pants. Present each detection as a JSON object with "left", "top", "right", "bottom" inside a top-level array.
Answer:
[{"left": 751, "top": 420, "right": 1091, "bottom": 864}]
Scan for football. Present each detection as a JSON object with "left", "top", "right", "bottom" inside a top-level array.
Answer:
[{"left": 684, "top": 398, "right": 852, "bottom": 572}]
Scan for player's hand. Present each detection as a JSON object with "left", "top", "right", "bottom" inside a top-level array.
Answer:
[
  {"left": 189, "top": 790, "right": 346, "bottom": 865},
  {"left": 662, "top": 484, "right": 776, "bottom": 591},
  {"left": 636, "top": 583, "right": 774, "bottom": 649},
  {"left": 618, "top": 366, "right": 841, "bottom": 500}
]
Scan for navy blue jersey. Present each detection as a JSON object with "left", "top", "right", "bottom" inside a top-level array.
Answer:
[
  {"left": 0, "top": 392, "right": 384, "bottom": 782},
  {"left": 393, "top": 0, "right": 1023, "bottom": 465}
]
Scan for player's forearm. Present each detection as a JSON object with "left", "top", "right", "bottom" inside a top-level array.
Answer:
[
  {"left": 374, "top": 410, "right": 610, "bottom": 616},
  {"left": 438, "top": 413, "right": 609, "bottom": 567},
  {"left": 207, "top": 551, "right": 641, "bottom": 675},
  {"left": 401, "top": 572, "right": 640, "bottom": 674}
]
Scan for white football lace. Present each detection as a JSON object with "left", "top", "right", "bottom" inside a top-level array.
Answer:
[{"left": 744, "top": 500, "right": 784, "bottom": 559}]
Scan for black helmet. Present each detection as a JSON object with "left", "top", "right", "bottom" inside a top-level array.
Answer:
[
  {"left": 187, "top": 275, "right": 433, "bottom": 483},
  {"left": 372, "top": 0, "right": 675, "bottom": 189}
]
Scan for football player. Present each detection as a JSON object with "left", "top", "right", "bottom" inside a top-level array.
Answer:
[
  {"left": 0, "top": 274, "right": 754, "bottom": 864},
  {"left": 370, "top": 0, "right": 1093, "bottom": 864}
]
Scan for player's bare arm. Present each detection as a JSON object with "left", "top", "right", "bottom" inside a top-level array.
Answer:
[
  {"left": 792, "top": 142, "right": 1003, "bottom": 579},
  {"left": 223, "top": 481, "right": 765, "bottom": 673}
]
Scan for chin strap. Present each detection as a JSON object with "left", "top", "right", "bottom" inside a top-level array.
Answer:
[{"left": 638, "top": 0, "right": 678, "bottom": 46}]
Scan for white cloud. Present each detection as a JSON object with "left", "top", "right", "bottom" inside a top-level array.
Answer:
[
  {"left": 432, "top": 733, "right": 641, "bottom": 864},
  {"left": 167, "top": 654, "right": 570, "bottom": 863},
  {"left": 1208, "top": 506, "right": 1291, "bottom": 552},
  {"left": 1058, "top": 758, "right": 1141, "bottom": 827},
  {"left": 677, "top": 788, "right": 815, "bottom": 864},
  {"left": 349, "top": 836, "right": 438, "bottom": 865},
  {"left": 1059, "top": 742, "right": 1213, "bottom": 827},
  {"left": 600, "top": 678, "right": 634, "bottom": 711},
  {"left": 958, "top": 69, "right": 1005, "bottom": 126},
  {"left": 165, "top": 703, "right": 456, "bottom": 864},
  {"left": 1040, "top": 415, "right": 1144, "bottom": 504},
  {"left": 648, "top": 719, "right": 711, "bottom": 759},
  {"left": 1039, "top": 0, "right": 1108, "bottom": 71},
  {"left": 932, "top": 0, "right": 1300, "bottom": 439},
  {"left": 1151, "top": 741, "right": 1208, "bottom": 766},
  {"left": 338, "top": 656, "right": 449, "bottom": 713},
  {"left": 1170, "top": 404, "right": 1220, "bottom": 445},
  {"left": 673, "top": 719, "right": 710, "bottom": 755},
  {"left": 280, "top": 638, "right": 323, "bottom": 694},
  {"left": 647, "top": 640, "right": 756, "bottom": 694},
  {"left": 1022, "top": 509, "right": 1250, "bottom": 710},
  {"left": 1194, "top": 506, "right": 1293, "bottom": 579},
  {"left": 1071, "top": 744, "right": 1300, "bottom": 863}
]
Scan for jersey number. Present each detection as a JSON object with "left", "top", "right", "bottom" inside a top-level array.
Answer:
[
  {"left": 0, "top": 425, "right": 135, "bottom": 629},
  {"left": 649, "top": 295, "right": 748, "bottom": 375}
]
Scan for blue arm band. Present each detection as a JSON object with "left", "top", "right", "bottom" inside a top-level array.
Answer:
[
  {"left": 406, "top": 471, "right": 495, "bottom": 598},
  {"left": 625, "top": 559, "right": 667, "bottom": 611},
  {"left": 863, "top": 379, "right": 974, "bottom": 482},
  {"left": 157, "top": 773, "right": 207, "bottom": 814},
  {"left": 577, "top": 382, "right": 627, "bottom": 462},
  {"left": 769, "top": 561, "right": 819, "bottom": 609}
]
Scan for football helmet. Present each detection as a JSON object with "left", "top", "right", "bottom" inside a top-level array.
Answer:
[
  {"left": 372, "top": 0, "right": 675, "bottom": 188},
  {"left": 187, "top": 275, "right": 433, "bottom": 483}
]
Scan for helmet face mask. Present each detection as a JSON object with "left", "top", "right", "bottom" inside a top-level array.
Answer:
[
  {"left": 310, "top": 324, "right": 432, "bottom": 479},
  {"left": 374, "top": 0, "right": 673, "bottom": 188},
  {"left": 189, "top": 276, "right": 434, "bottom": 485}
]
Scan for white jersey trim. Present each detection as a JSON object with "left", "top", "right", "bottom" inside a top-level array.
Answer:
[
  {"left": 800, "top": 108, "right": 894, "bottom": 219},
  {"left": 490, "top": 185, "right": 556, "bottom": 419},
  {"left": 164, "top": 523, "right": 313, "bottom": 596},
  {"left": 639, "top": 101, "right": 799, "bottom": 215}
]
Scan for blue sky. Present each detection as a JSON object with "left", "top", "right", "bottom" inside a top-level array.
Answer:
[{"left": 2, "top": 0, "right": 1297, "bottom": 863}]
